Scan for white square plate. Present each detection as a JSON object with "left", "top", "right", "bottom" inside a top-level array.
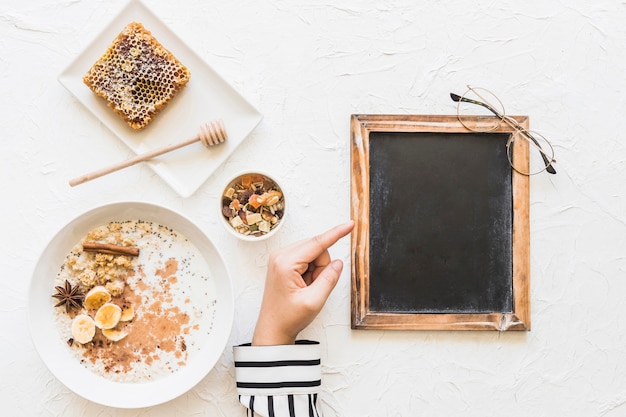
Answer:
[{"left": 59, "top": 0, "right": 263, "bottom": 197}]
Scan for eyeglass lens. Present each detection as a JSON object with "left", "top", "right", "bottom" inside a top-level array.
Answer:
[
  {"left": 456, "top": 87, "right": 505, "bottom": 132},
  {"left": 507, "top": 129, "right": 555, "bottom": 175},
  {"left": 454, "top": 86, "right": 556, "bottom": 175}
]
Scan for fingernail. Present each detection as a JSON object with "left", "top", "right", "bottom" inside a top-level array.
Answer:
[{"left": 331, "top": 259, "right": 343, "bottom": 271}]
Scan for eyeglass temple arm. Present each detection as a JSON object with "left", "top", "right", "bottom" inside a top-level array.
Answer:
[
  {"left": 450, "top": 93, "right": 556, "bottom": 174},
  {"left": 450, "top": 93, "right": 505, "bottom": 119}
]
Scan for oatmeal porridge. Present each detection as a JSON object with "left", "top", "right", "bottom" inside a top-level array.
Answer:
[{"left": 52, "top": 220, "right": 217, "bottom": 383}]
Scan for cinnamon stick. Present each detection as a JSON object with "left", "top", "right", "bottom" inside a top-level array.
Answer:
[{"left": 82, "top": 241, "right": 140, "bottom": 257}]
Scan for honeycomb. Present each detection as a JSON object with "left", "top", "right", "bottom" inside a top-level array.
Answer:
[{"left": 83, "top": 22, "right": 190, "bottom": 130}]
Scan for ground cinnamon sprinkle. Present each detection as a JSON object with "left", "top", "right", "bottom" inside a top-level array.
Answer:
[{"left": 81, "top": 264, "right": 190, "bottom": 375}]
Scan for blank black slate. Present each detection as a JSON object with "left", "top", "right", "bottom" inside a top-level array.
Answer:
[{"left": 368, "top": 131, "right": 513, "bottom": 314}]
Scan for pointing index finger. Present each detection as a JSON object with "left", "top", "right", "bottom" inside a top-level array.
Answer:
[{"left": 292, "top": 221, "right": 354, "bottom": 262}]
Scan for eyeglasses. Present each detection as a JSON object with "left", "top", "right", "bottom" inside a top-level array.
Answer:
[{"left": 450, "top": 85, "right": 556, "bottom": 175}]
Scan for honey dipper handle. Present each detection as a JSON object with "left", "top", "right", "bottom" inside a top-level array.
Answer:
[{"left": 69, "top": 136, "right": 200, "bottom": 187}]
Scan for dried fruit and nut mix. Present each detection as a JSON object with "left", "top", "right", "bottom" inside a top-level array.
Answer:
[{"left": 222, "top": 174, "right": 284, "bottom": 237}]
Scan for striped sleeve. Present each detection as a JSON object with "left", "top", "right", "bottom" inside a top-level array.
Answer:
[{"left": 234, "top": 340, "right": 322, "bottom": 417}]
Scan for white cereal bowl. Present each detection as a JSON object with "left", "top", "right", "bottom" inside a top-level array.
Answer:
[
  {"left": 219, "top": 171, "right": 286, "bottom": 241},
  {"left": 28, "top": 201, "right": 234, "bottom": 408}
]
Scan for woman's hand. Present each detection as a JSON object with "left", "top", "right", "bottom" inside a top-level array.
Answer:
[{"left": 252, "top": 221, "right": 355, "bottom": 346}]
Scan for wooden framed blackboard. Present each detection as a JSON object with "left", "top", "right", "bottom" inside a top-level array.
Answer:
[{"left": 350, "top": 115, "right": 530, "bottom": 331}]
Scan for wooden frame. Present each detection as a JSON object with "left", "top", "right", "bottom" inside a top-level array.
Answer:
[{"left": 350, "top": 114, "right": 530, "bottom": 331}]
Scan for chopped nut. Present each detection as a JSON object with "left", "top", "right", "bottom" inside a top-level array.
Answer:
[{"left": 264, "top": 190, "right": 282, "bottom": 206}]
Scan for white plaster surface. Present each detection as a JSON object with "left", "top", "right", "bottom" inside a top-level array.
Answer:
[{"left": 2, "top": 0, "right": 625, "bottom": 415}]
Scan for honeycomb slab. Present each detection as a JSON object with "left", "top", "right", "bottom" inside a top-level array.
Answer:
[{"left": 83, "top": 22, "right": 190, "bottom": 130}]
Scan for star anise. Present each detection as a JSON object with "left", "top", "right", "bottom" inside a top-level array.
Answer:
[{"left": 52, "top": 280, "right": 84, "bottom": 313}]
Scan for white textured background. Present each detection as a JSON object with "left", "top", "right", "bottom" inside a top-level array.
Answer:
[{"left": 2, "top": 0, "right": 625, "bottom": 416}]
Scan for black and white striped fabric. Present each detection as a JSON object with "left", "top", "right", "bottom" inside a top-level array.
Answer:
[{"left": 234, "top": 340, "right": 322, "bottom": 417}]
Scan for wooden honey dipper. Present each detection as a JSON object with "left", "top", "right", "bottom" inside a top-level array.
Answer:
[{"left": 69, "top": 119, "right": 227, "bottom": 187}]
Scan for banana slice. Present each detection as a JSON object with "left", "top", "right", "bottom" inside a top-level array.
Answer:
[
  {"left": 102, "top": 327, "right": 128, "bottom": 342},
  {"left": 94, "top": 302, "right": 122, "bottom": 329},
  {"left": 83, "top": 286, "right": 111, "bottom": 310},
  {"left": 71, "top": 314, "right": 96, "bottom": 344},
  {"left": 120, "top": 305, "right": 135, "bottom": 322}
]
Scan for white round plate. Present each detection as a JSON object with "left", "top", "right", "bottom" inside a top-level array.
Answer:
[{"left": 28, "top": 201, "right": 233, "bottom": 408}]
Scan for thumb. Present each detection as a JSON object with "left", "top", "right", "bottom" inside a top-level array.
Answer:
[{"left": 307, "top": 259, "right": 344, "bottom": 303}]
